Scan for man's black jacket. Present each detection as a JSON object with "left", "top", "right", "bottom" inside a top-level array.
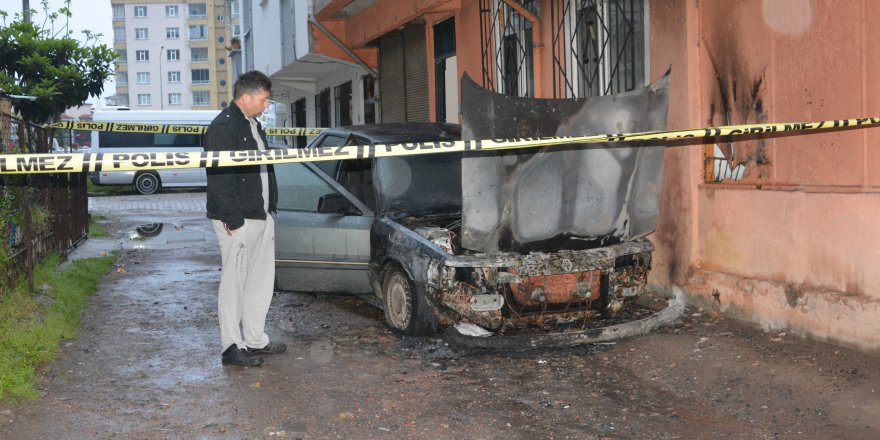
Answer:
[{"left": 204, "top": 102, "right": 278, "bottom": 230}]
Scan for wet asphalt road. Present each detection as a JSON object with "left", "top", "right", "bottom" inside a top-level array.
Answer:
[{"left": 1, "top": 192, "right": 879, "bottom": 439}]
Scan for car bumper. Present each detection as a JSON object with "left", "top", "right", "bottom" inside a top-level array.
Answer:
[{"left": 442, "top": 287, "right": 685, "bottom": 351}]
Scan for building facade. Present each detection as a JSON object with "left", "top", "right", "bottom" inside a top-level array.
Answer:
[
  {"left": 247, "top": 0, "right": 880, "bottom": 352},
  {"left": 110, "top": 0, "right": 241, "bottom": 110}
]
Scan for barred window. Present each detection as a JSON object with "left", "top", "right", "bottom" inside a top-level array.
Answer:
[{"left": 550, "top": 0, "right": 647, "bottom": 98}]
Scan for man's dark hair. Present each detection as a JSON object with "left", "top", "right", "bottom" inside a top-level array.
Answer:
[{"left": 233, "top": 71, "right": 272, "bottom": 99}]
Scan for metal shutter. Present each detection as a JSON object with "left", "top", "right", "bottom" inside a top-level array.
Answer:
[
  {"left": 378, "top": 22, "right": 429, "bottom": 123},
  {"left": 403, "top": 22, "right": 429, "bottom": 122},
  {"left": 379, "top": 30, "right": 406, "bottom": 122}
]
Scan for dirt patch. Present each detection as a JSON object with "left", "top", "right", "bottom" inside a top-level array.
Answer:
[{"left": 1, "top": 214, "right": 879, "bottom": 439}]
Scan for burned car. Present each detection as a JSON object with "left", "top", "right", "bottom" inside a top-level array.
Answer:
[{"left": 274, "top": 74, "right": 679, "bottom": 345}]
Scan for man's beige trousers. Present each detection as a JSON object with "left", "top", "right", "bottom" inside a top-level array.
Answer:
[{"left": 212, "top": 217, "right": 275, "bottom": 352}]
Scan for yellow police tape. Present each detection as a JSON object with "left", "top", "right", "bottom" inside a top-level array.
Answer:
[
  {"left": 5, "top": 116, "right": 878, "bottom": 176},
  {"left": 46, "top": 121, "right": 326, "bottom": 137}
]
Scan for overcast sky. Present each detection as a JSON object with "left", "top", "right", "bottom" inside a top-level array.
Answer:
[{"left": 0, "top": 0, "right": 115, "bottom": 105}]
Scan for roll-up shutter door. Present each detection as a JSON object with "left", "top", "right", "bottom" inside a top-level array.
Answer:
[
  {"left": 379, "top": 21, "right": 429, "bottom": 123},
  {"left": 379, "top": 29, "right": 405, "bottom": 123}
]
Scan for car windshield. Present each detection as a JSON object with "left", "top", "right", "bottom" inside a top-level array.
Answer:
[{"left": 374, "top": 152, "right": 462, "bottom": 216}]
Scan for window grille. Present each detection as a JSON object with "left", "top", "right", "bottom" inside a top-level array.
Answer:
[
  {"left": 479, "top": 0, "right": 538, "bottom": 97},
  {"left": 549, "top": 0, "right": 646, "bottom": 98}
]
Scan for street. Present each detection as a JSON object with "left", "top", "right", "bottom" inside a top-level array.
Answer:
[{"left": 0, "top": 192, "right": 878, "bottom": 439}]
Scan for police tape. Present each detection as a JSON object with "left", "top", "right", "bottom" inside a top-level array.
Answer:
[
  {"left": 45, "top": 121, "right": 326, "bottom": 137},
  {"left": 6, "top": 116, "right": 879, "bottom": 176}
]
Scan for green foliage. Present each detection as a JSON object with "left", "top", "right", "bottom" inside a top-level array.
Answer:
[
  {"left": 0, "top": 187, "right": 17, "bottom": 271},
  {"left": 0, "top": 0, "right": 116, "bottom": 123},
  {"left": 0, "top": 251, "right": 118, "bottom": 402},
  {"left": 88, "top": 215, "right": 109, "bottom": 238}
]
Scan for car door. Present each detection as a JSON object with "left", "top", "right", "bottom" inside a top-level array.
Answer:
[{"left": 273, "top": 160, "right": 373, "bottom": 294}]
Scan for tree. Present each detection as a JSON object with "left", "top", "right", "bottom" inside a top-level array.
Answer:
[{"left": 0, "top": 0, "right": 116, "bottom": 123}]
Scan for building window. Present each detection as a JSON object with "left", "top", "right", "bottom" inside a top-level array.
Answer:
[
  {"left": 230, "top": 1, "right": 240, "bottom": 18},
  {"left": 189, "top": 25, "right": 208, "bottom": 40},
  {"left": 166, "top": 27, "right": 179, "bottom": 39},
  {"left": 231, "top": 24, "right": 241, "bottom": 37},
  {"left": 549, "top": 0, "right": 647, "bottom": 98},
  {"left": 363, "top": 75, "right": 376, "bottom": 124},
  {"left": 115, "top": 72, "right": 128, "bottom": 86},
  {"left": 166, "top": 5, "right": 178, "bottom": 17},
  {"left": 137, "top": 94, "right": 151, "bottom": 106},
  {"left": 190, "top": 47, "right": 209, "bottom": 62},
  {"left": 315, "top": 88, "right": 330, "bottom": 127},
  {"left": 135, "top": 28, "right": 148, "bottom": 40},
  {"left": 115, "top": 48, "right": 127, "bottom": 63},
  {"left": 192, "top": 90, "right": 211, "bottom": 106},
  {"left": 191, "top": 69, "right": 210, "bottom": 84},
  {"left": 113, "top": 27, "right": 125, "bottom": 42},
  {"left": 135, "top": 50, "right": 149, "bottom": 62},
  {"left": 168, "top": 71, "right": 181, "bottom": 83},
  {"left": 136, "top": 72, "right": 150, "bottom": 84},
  {"left": 116, "top": 94, "right": 129, "bottom": 106},
  {"left": 133, "top": 5, "right": 147, "bottom": 17},
  {"left": 112, "top": 4, "right": 124, "bottom": 19},
  {"left": 478, "top": 0, "right": 536, "bottom": 98},
  {"left": 189, "top": 3, "right": 207, "bottom": 18},
  {"left": 334, "top": 81, "right": 352, "bottom": 127},
  {"left": 167, "top": 49, "right": 180, "bottom": 61},
  {"left": 169, "top": 93, "right": 182, "bottom": 106}
]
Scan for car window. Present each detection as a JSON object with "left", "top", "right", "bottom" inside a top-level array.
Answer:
[
  {"left": 311, "top": 134, "right": 348, "bottom": 177},
  {"left": 275, "top": 162, "right": 341, "bottom": 212}
]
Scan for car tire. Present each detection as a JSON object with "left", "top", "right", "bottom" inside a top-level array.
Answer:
[
  {"left": 134, "top": 172, "right": 160, "bottom": 195},
  {"left": 382, "top": 263, "right": 437, "bottom": 336}
]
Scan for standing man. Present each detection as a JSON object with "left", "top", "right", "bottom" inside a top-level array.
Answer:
[{"left": 205, "top": 71, "right": 286, "bottom": 367}]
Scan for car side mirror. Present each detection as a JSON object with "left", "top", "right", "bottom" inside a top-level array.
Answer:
[{"left": 317, "top": 193, "right": 360, "bottom": 216}]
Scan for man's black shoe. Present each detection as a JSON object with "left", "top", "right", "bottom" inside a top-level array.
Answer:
[
  {"left": 246, "top": 341, "right": 287, "bottom": 355},
  {"left": 222, "top": 346, "right": 263, "bottom": 367}
]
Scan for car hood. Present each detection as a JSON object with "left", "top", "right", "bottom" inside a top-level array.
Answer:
[{"left": 459, "top": 72, "right": 670, "bottom": 253}]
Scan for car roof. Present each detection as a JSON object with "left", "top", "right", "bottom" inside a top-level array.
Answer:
[{"left": 325, "top": 122, "right": 461, "bottom": 143}]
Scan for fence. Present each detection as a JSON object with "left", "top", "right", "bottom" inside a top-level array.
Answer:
[{"left": 1, "top": 109, "right": 89, "bottom": 291}]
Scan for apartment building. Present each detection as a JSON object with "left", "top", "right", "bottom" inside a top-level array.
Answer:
[{"left": 110, "top": 0, "right": 242, "bottom": 110}]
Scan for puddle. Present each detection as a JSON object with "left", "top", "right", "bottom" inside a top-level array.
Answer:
[{"left": 126, "top": 223, "right": 212, "bottom": 249}]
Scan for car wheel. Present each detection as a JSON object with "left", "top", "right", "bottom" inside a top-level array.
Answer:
[
  {"left": 134, "top": 173, "right": 160, "bottom": 195},
  {"left": 382, "top": 264, "right": 437, "bottom": 336}
]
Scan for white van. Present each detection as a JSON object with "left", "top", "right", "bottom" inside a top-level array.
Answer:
[{"left": 89, "top": 109, "right": 220, "bottom": 194}]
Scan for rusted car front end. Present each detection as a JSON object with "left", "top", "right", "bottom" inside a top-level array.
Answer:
[{"left": 372, "top": 216, "right": 656, "bottom": 335}]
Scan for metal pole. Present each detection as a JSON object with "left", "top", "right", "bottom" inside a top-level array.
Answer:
[
  {"left": 22, "top": 0, "right": 30, "bottom": 23},
  {"left": 159, "top": 46, "right": 164, "bottom": 110}
]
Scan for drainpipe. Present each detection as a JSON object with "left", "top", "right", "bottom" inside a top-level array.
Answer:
[
  {"left": 308, "top": 16, "right": 378, "bottom": 77},
  {"left": 499, "top": 0, "right": 543, "bottom": 98}
]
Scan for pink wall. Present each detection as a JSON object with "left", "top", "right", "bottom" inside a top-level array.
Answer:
[{"left": 650, "top": 0, "right": 880, "bottom": 351}]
